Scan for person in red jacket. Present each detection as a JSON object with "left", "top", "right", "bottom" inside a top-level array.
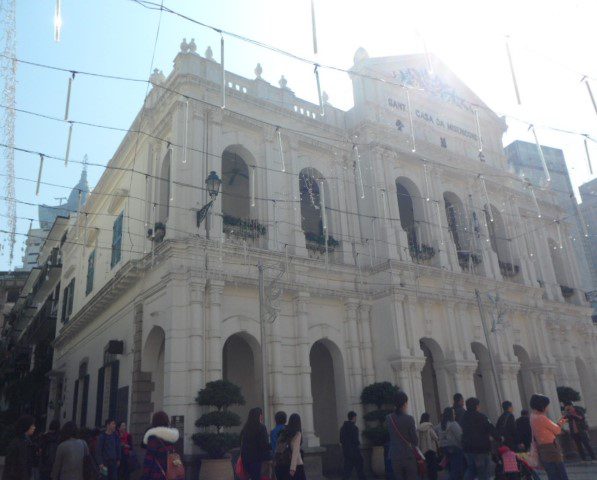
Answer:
[{"left": 118, "top": 422, "right": 134, "bottom": 480}]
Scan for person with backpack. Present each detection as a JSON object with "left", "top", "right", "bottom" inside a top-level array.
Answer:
[
  {"left": 270, "top": 411, "right": 287, "bottom": 454},
  {"left": 339, "top": 411, "right": 366, "bottom": 480},
  {"left": 140, "top": 411, "right": 182, "bottom": 480},
  {"left": 96, "top": 419, "right": 120, "bottom": 480},
  {"left": 496, "top": 401, "right": 518, "bottom": 451},
  {"left": 515, "top": 410, "right": 532, "bottom": 453},
  {"left": 461, "top": 397, "right": 499, "bottom": 480},
  {"left": 2, "top": 415, "right": 37, "bottom": 480},
  {"left": 563, "top": 401, "right": 595, "bottom": 461},
  {"left": 240, "top": 408, "right": 272, "bottom": 480},
  {"left": 418, "top": 413, "right": 439, "bottom": 480},
  {"left": 274, "top": 413, "right": 305, "bottom": 480},
  {"left": 386, "top": 391, "right": 419, "bottom": 480},
  {"left": 51, "top": 422, "right": 89, "bottom": 480},
  {"left": 39, "top": 421, "right": 60, "bottom": 480},
  {"left": 438, "top": 407, "right": 464, "bottom": 480}
]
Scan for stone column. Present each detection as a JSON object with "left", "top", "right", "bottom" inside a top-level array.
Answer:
[
  {"left": 288, "top": 139, "right": 307, "bottom": 257},
  {"left": 270, "top": 300, "right": 284, "bottom": 415},
  {"left": 294, "top": 292, "right": 317, "bottom": 446},
  {"left": 533, "top": 365, "right": 559, "bottom": 422},
  {"left": 130, "top": 303, "right": 152, "bottom": 446},
  {"left": 358, "top": 302, "right": 375, "bottom": 385},
  {"left": 206, "top": 280, "right": 225, "bottom": 382},
  {"left": 390, "top": 358, "right": 426, "bottom": 422},
  {"left": 344, "top": 299, "right": 364, "bottom": 415},
  {"left": 444, "top": 361, "right": 477, "bottom": 400}
]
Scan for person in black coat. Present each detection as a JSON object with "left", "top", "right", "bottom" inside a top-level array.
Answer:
[
  {"left": 339, "top": 411, "right": 366, "bottom": 480},
  {"left": 386, "top": 391, "right": 418, "bottom": 480},
  {"left": 453, "top": 393, "right": 466, "bottom": 426},
  {"left": 515, "top": 410, "right": 532, "bottom": 452},
  {"left": 461, "top": 397, "right": 499, "bottom": 480},
  {"left": 240, "top": 407, "right": 272, "bottom": 480},
  {"left": 39, "top": 420, "right": 60, "bottom": 480},
  {"left": 496, "top": 401, "right": 518, "bottom": 451},
  {"left": 2, "top": 415, "right": 37, "bottom": 480}
]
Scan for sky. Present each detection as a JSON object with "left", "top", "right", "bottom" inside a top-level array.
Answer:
[{"left": 1, "top": 0, "right": 596, "bottom": 270}]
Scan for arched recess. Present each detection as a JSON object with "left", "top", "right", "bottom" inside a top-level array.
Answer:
[
  {"left": 575, "top": 357, "right": 596, "bottom": 412},
  {"left": 395, "top": 177, "right": 431, "bottom": 256},
  {"left": 223, "top": 332, "right": 262, "bottom": 426},
  {"left": 485, "top": 205, "right": 518, "bottom": 279},
  {"left": 143, "top": 326, "right": 165, "bottom": 414},
  {"left": 299, "top": 168, "right": 335, "bottom": 249},
  {"left": 157, "top": 150, "right": 171, "bottom": 223},
  {"left": 419, "top": 338, "right": 445, "bottom": 423},
  {"left": 548, "top": 238, "right": 573, "bottom": 296},
  {"left": 471, "top": 342, "right": 499, "bottom": 419},
  {"left": 444, "top": 192, "right": 472, "bottom": 266},
  {"left": 221, "top": 146, "right": 254, "bottom": 220},
  {"left": 513, "top": 345, "right": 536, "bottom": 410},
  {"left": 309, "top": 339, "right": 347, "bottom": 445}
]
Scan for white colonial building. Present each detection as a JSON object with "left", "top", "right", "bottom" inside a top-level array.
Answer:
[{"left": 48, "top": 40, "right": 596, "bottom": 455}]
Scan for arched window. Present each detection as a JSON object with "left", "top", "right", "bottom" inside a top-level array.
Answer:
[
  {"left": 300, "top": 168, "right": 337, "bottom": 254},
  {"left": 157, "top": 150, "right": 171, "bottom": 223},
  {"left": 222, "top": 148, "right": 250, "bottom": 220},
  {"left": 396, "top": 177, "right": 432, "bottom": 261},
  {"left": 485, "top": 205, "right": 519, "bottom": 278},
  {"left": 444, "top": 192, "right": 467, "bottom": 253}
]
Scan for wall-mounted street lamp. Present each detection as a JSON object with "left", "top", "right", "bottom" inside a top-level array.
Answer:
[{"left": 197, "top": 171, "right": 222, "bottom": 228}]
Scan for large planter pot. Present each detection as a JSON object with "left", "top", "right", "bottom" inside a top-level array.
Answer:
[
  {"left": 199, "top": 457, "right": 234, "bottom": 480},
  {"left": 370, "top": 445, "right": 386, "bottom": 478}
]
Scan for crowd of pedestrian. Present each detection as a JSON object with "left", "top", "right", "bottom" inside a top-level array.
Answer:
[{"left": 2, "top": 391, "right": 594, "bottom": 480}]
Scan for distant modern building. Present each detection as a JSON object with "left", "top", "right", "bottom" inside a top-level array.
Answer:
[
  {"left": 579, "top": 178, "right": 597, "bottom": 320},
  {"left": 18, "top": 168, "right": 89, "bottom": 271},
  {"left": 505, "top": 140, "right": 592, "bottom": 295}
]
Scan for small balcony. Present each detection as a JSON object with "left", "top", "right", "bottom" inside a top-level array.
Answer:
[
  {"left": 457, "top": 250, "right": 482, "bottom": 270},
  {"left": 304, "top": 232, "right": 339, "bottom": 259},
  {"left": 560, "top": 285, "right": 574, "bottom": 299},
  {"left": 499, "top": 260, "right": 520, "bottom": 278},
  {"left": 409, "top": 243, "right": 435, "bottom": 262},
  {"left": 223, "top": 215, "right": 267, "bottom": 247}
]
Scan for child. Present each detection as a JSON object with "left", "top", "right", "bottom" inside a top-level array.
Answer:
[{"left": 495, "top": 446, "right": 540, "bottom": 480}]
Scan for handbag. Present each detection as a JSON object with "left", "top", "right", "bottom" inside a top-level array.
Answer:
[
  {"left": 525, "top": 440, "right": 541, "bottom": 470},
  {"left": 156, "top": 441, "right": 185, "bottom": 480},
  {"left": 536, "top": 441, "right": 563, "bottom": 464},
  {"left": 234, "top": 456, "right": 249, "bottom": 480},
  {"left": 389, "top": 414, "right": 427, "bottom": 477}
]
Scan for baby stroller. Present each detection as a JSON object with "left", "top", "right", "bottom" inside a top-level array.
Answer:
[{"left": 494, "top": 446, "right": 541, "bottom": 480}]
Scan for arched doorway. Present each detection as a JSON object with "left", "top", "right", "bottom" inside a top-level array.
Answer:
[
  {"left": 310, "top": 339, "right": 346, "bottom": 445},
  {"left": 419, "top": 339, "right": 443, "bottom": 423},
  {"left": 513, "top": 345, "right": 535, "bottom": 410},
  {"left": 143, "top": 326, "right": 166, "bottom": 414},
  {"left": 223, "top": 333, "right": 262, "bottom": 425},
  {"left": 471, "top": 342, "right": 499, "bottom": 419}
]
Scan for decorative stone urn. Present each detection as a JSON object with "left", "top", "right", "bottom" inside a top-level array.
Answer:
[
  {"left": 199, "top": 457, "right": 234, "bottom": 480},
  {"left": 370, "top": 445, "right": 386, "bottom": 478}
]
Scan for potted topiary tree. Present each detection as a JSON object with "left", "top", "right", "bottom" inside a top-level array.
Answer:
[
  {"left": 192, "top": 380, "right": 245, "bottom": 480},
  {"left": 361, "top": 382, "right": 400, "bottom": 478}
]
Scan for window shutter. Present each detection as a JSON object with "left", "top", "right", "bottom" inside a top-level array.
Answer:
[
  {"left": 86, "top": 250, "right": 95, "bottom": 295},
  {"left": 67, "top": 279, "right": 75, "bottom": 316},
  {"left": 72, "top": 379, "right": 79, "bottom": 422},
  {"left": 108, "top": 361, "right": 120, "bottom": 420},
  {"left": 81, "top": 374, "right": 90, "bottom": 428},
  {"left": 95, "top": 366, "right": 105, "bottom": 427},
  {"left": 61, "top": 286, "right": 68, "bottom": 323},
  {"left": 111, "top": 213, "right": 123, "bottom": 268}
]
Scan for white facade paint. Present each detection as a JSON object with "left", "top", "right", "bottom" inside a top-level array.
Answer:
[{"left": 48, "top": 43, "right": 597, "bottom": 453}]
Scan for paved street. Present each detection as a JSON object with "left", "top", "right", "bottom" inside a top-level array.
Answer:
[{"left": 536, "top": 461, "right": 597, "bottom": 479}]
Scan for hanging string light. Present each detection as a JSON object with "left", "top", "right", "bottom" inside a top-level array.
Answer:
[
  {"left": 480, "top": 176, "right": 494, "bottom": 222},
  {"left": 314, "top": 65, "right": 324, "bottom": 116},
  {"left": 310, "top": 0, "right": 318, "bottom": 55},
  {"left": 250, "top": 165, "right": 256, "bottom": 207},
  {"left": 380, "top": 189, "right": 388, "bottom": 220},
  {"left": 64, "top": 72, "right": 74, "bottom": 121},
  {"left": 65, "top": 121, "right": 73, "bottom": 166},
  {"left": 435, "top": 201, "right": 444, "bottom": 245},
  {"left": 35, "top": 154, "right": 44, "bottom": 196},
  {"left": 528, "top": 125, "right": 550, "bottom": 183},
  {"left": 272, "top": 200, "right": 278, "bottom": 248},
  {"left": 353, "top": 144, "right": 365, "bottom": 199},
  {"left": 577, "top": 206, "right": 589, "bottom": 238},
  {"left": 528, "top": 184, "right": 542, "bottom": 218},
  {"left": 556, "top": 220, "right": 563, "bottom": 249},
  {"left": 183, "top": 98, "right": 189, "bottom": 164},
  {"left": 276, "top": 127, "right": 286, "bottom": 172},
  {"left": 423, "top": 164, "right": 431, "bottom": 202},
  {"left": 54, "top": 0, "right": 62, "bottom": 42},
  {"left": 583, "top": 135, "right": 593, "bottom": 175},
  {"left": 417, "top": 31, "right": 433, "bottom": 74},
  {"left": 505, "top": 36, "right": 522, "bottom": 105},
  {"left": 405, "top": 89, "right": 416, "bottom": 152},
  {"left": 320, "top": 179, "right": 329, "bottom": 265},
  {"left": 474, "top": 109, "right": 483, "bottom": 152},
  {"left": 220, "top": 33, "right": 226, "bottom": 109},
  {"left": 581, "top": 76, "right": 597, "bottom": 117}
]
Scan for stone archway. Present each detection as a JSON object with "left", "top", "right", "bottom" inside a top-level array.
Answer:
[
  {"left": 310, "top": 339, "right": 346, "bottom": 445},
  {"left": 513, "top": 345, "right": 536, "bottom": 410},
  {"left": 142, "top": 326, "right": 166, "bottom": 414},
  {"left": 471, "top": 342, "right": 499, "bottom": 419},
  {"left": 223, "top": 332, "right": 262, "bottom": 426},
  {"left": 419, "top": 338, "right": 446, "bottom": 423}
]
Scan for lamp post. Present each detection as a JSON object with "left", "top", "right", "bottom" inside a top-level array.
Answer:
[{"left": 196, "top": 171, "right": 222, "bottom": 238}]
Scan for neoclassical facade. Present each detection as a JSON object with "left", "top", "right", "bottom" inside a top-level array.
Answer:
[{"left": 48, "top": 41, "right": 596, "bottom": 453}]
